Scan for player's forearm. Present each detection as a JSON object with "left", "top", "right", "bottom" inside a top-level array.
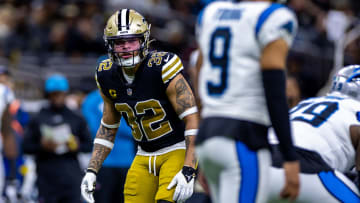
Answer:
[
  {"left": 183, "top": 113, "right": 199, "bottom": 168},
  {"left": 262, "top": 70, "right": 297, "bottom": 161},
  {"left": 184, "top": 135, "right": 197, "bottom": 168},
  {"left": 87, "top": 125, "right": 117, "bottom": 172},
  {"left": 169, "top": 74, "right": 199, "bottom": 168}
]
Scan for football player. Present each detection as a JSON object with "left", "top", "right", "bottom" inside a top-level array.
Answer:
[
  {"left": 268, "top": 65, "right": 360, "bottom": 202},
  {"left": 195, "top": 0, "right": 300, "bottom": 203},
  {"left": 80, "top": 9, "right": 199, "bottom": 203},
  {"left": 0, "top": 82, "right": 16, "bottom": 201}
]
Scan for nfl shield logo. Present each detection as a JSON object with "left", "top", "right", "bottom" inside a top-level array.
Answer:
[{"left": 127, "top": 88, "right": 133, "bottom": 96}]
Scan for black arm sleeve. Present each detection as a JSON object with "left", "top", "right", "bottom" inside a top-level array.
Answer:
[{"left": 262, "top": 69, "right": 297, "bottom": 161}]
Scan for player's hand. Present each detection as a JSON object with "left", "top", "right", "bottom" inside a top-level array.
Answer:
[
  {"left": 81, "top": 171, "right": 97, "bottom": 203},
  {"left": 167, "top": 166, "right": 196, "bottom": 202},
  {"left": 281, "top": 161, "right": 300, "bottom": 201},
  {"left": 67, "top": 135, "right": 79, "bottom": 152}
]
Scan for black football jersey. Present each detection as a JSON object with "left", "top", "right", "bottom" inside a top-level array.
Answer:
[{"left": 95, "top": 51, "right": 185, "bottom": 152}]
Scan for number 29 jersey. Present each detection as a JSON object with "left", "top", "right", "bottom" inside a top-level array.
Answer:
[
  {"left": 197, "top": 2, "right": 297, "bottom": 125},
  {"left": 95, "top": 51, "right": 185, "bottom": 153},
  {"left": 270, "top": 94, "right": 360, "bottom": 173},
  {"left": 291, "top": 95, "right": 360, "bottom": 173}
]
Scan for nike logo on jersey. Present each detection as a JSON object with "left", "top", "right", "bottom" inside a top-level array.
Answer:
[
  {"left": 164, "top": 55, "right": 170, "bottom": 62},
  {"left": 280, "top": 21, "right": 294, "bottom": 34}
]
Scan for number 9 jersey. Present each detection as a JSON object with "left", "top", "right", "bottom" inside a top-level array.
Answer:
[
  {"left": 196, "top": 1, "right": 298, "bottom": 126},
  {"left": 95, "top": 51, "right": 186, "bottom": 153}
]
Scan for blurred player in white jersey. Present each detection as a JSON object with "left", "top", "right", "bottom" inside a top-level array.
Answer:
[
  {"left": 195, "top": 0, "right": 300, "bottom": 203},
  {"left": 269, "top": 65, "right": 360, "bottom": 202}
]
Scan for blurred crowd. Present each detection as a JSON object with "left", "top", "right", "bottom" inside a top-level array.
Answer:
[
  {"left": 0, "top": 0, "right": 360, "bottom": 202},
  {"left": 0, "top": 0, "right": 359, "bottom": 100}
]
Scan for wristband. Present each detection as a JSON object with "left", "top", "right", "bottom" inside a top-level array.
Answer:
[
  {"left": 94, "top": 138, "right": 114, "bottom": 149},
  {"left": 185, "top": 129, "right": 198, "bottom": 136},
  {"left": 179, "top": 107, "right": 198, "bottom": 120},
  {"left": 101, "top": 119, "right": 120, "bottom": 129},
  {"left": 86, "top": 168, "right": 97, "bottom": 175}
]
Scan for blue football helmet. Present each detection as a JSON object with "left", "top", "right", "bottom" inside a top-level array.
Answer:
[{"left": 330, "top": 65, "right": 360, "bottom": 100}]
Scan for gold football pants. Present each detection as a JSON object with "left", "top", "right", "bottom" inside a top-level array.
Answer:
[{"left": 124, "top": 149, "right": 185, "bottom": 203}]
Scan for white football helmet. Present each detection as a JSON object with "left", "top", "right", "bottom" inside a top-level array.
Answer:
[{"left": 330, "top": 65, "right": 360, "bottom": 100}]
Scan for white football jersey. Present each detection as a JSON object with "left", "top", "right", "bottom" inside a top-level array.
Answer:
[
  {"left": 269, "top": 94, "right": 360, "bottom": 173},
  {"left": 197, "top": 1, "right": 297, "bottom": 125}
]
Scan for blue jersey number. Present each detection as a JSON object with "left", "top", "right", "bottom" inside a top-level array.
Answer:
[
  {"left": 207, "top": 27, "right": 231, "bottom": 96},
  {"left": 291, "top": 101, "right": 339, "bottom": 127}
]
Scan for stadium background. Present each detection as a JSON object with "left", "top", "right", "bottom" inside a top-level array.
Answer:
[{"left": 0, "top": 0, "right": 359, "bottom": 106}]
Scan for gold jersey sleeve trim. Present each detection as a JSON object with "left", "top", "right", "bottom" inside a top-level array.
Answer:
[
  {"left": 162, "top": 55, "right": 179, "bottom": 74},
  {"left": 162, "top": 55, "right": 184, "bottom": 84}
]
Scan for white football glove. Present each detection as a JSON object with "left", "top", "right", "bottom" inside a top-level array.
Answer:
[
  {"left": 80, "top": 170, "right": 97, "bottom": 203},
  {"left": 167, "top": 166, "right": 196, "bottom": 202}
]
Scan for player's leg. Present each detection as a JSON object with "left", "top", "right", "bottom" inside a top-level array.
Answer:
[
  {"left": 317, "top": 170, "right": 360, "bottom": 202},
  {"left": 197, "top": 137, "right": 270, "bottom": 203},
  {"left": 196, "top": 137, "right": 223, "bottom": 203},
  {"left": 156, "top": 149, "right": 186, "bottom": 203},
  {"left": 219, "top": 140, "right": 270, "bottom": 203},
  {"left": 269, "top": 167, "right": 360, "bottom": 202},
  {"left": 124, "top": 155, "right": 158, "bottom": 203}
]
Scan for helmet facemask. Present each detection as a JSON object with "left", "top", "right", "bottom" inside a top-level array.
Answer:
[{"left": 105, "top": 35, "right": 148, "bottom": 68}]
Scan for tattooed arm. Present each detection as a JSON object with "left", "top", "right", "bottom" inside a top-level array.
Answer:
[
  {"left": 87, "top": 91, "right": 121, "bottom": 173},
  {"left": 166, "top": 73, "right": 199, "bottom": 168}
]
